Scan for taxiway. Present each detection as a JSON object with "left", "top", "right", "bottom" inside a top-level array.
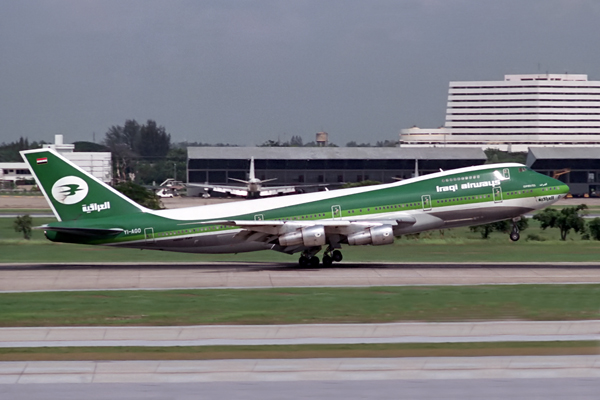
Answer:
[{"left": 1, "top": 262, "right": 600, "bottom": 292}]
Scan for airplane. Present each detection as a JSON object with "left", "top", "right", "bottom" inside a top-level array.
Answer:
[
  {"left": 21, "top": 148, "right": 569, "bottom": 267},
  {"left": 187, "top": 157, "right": 310, "bottom": 199}
]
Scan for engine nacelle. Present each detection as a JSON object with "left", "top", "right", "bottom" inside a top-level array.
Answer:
[
  {"left": 279, "top": 225, "right": 326, "bottom": 247},
  {"left": 347, "top": 225, "right": 394, "bottom": 246}
]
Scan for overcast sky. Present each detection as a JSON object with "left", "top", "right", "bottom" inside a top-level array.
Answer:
[{"left": 1, "top": 0, "right": 599, "bottom": 146}]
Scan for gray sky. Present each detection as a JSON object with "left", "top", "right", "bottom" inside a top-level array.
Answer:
[{"left": 1, "top": 0, "right": 599, "bottom": 146}]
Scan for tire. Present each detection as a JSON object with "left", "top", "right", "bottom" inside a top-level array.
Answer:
[
  {"left": 309, "top": 256, "right": 320, "bottom": 267},
  {"left": 299, "top": 256, "right": 309, "bottom": 267},
  {"left": 332, "top": 250, "right": 343, "bottom": 262},
  {"left": 322, "top": 255, "right": 333, "bottom": 267},
  {"left": 510, "top": 232, "right": 520, "bottom": 242}
]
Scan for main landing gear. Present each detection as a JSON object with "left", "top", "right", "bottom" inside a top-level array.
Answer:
[
  {"left": 322, "top": 250, "right": 343, "bottom": 266},
  {"left": 509, "top": 218, "right": 520, "bottom": 242},
  {"left": 298, "top": 248, "right": 343, "bottom": 267}
]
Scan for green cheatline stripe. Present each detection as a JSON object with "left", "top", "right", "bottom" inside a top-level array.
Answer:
[{"left": 1, "top": 342, "right": 599, "bottom": 361}]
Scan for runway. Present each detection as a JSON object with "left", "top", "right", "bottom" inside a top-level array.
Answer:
[
  {"left": 1, "top": 320, "right": 600, "bottom": 348},
  {"left": 2, "top": 356, "right": 600, "bottom": 400},
  {"left": 1, "top": 262, "right": 600, "bottom": 292}
]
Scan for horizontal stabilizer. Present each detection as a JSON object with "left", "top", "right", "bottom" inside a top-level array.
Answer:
[{"left": 36, "top": 225, "right": 123, "bottom": 237}]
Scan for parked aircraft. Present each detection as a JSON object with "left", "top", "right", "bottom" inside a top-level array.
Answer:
[
  {"left": 188, "top": 157, "right": 300, "bottom": 198},
  {"left": 22, "top": 149, "right": 569, "bottom": 266}
]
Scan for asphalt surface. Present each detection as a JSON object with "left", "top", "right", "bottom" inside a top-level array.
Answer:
[
  {"left": 1, "top": 262, "right": 600, "bottom": 292},
  {"left": 11, "top": 378, "right": 600, "bottom": 400},
  {"left": 3, "top": 378, "right": 600, "bottom": 400}
]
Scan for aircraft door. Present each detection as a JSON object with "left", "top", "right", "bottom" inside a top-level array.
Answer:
[
  {"left": 421, "top": 195, "right": 432, "bottom": 211},
  {"left": 144, "top": 228, "right": 155, "bottom": 243},
  {"left": 331, "top": 205, "right": 342, "bottom": 219},
  {"left": 493, "top": 186, "right": 503, "bottom": 203}
]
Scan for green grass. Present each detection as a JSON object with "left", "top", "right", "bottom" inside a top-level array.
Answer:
[
  {"left": 1, "top": 341, "right": 599, "bottom": 361},
  {"left": 1, "top": 285, "right": 600, "bottom": 327},
  {"left": 2, "top": 217, "right": 600, "bottom": 263}
]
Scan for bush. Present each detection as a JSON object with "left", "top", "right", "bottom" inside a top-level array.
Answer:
[
  {"left": 526, "top": 234, "right": 545, "bottom": 242},
  {"left": 588, "top": 218, "right": 600, "bottom": 241},
  {"left": 13, "top": 215, "right": 33, "bottom": 240}
]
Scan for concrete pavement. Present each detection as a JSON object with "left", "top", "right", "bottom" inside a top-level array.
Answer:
[
  {"left": 1, "top": 320, "right": 600, "bottom": 347},
  {"left": 1, "top": 356, "right": 600, "bottom": 384},
  {"left": 2, "top": 263, "right": 600, "bottom": 292}
]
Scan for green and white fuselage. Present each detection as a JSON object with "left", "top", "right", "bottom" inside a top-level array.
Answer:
[{"left": 21, "top": 149, "right": 569, "bottom": 265}]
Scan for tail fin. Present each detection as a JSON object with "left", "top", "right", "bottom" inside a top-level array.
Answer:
[
  {"left": 21, "top": 149, "right": 147, "bottom": 221},
  {"left": 249, "top": 156, "right": 256, "bottom": 181}
]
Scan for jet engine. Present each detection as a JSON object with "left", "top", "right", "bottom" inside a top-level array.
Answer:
[
  {"left": 347, "top": 225, "right": 394, "bottom": 246},
  {"left": 279, "top": 225, "right": 326, "bottom": 247}
]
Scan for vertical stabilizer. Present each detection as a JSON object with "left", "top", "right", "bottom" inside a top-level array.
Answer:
[
  {"left": 21, "top": 149, "right": 147, "bottom": 222},
  {"left": 248, "top": 157, "right": 256, "bottom": 181}
]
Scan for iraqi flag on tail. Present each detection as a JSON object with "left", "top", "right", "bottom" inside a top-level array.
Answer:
[{"left": 36, "top": 157, "right": 48, "bottom": 164}]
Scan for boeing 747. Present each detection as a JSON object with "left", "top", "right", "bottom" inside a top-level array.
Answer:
[{"left": 21, "top": 149, "right": 569, "bottom": 266}]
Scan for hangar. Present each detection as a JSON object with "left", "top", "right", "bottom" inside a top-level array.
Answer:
[
  {"left": 186, "top": 147, "right": 487, "bottom": 197},
  {"left": 526, "top": 147, "right": 600, "bottom": 197}
]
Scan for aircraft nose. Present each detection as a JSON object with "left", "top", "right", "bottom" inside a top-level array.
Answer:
[{"left": 549, "top": 177, "right": 570, "bottom": 197}]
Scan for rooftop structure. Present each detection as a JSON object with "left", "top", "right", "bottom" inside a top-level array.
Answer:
[
  {"left": 186, "top": 146, "right": 486, "bottom": 196},
  {"left": 526, "top": 146, "right": 600, "bottom": 197},
  {"left": 400, "top": 74, "right": 600, "bottom": 151},
  {"left": 1, "top": 135, "right": 112, "bottom": 184}
]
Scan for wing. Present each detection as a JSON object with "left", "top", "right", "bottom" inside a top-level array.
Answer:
[
  {"left": 180, "top": 215, "right": 418, "bottom": 254},
  {"left": 258, "top": 186, "right": 297, "bottom": 196},
  {"left": 187, "top": 183, "right": 249, "bottom": 197},
  {"left": 187, "top": 183, "right": 297, "bottom": 197}
]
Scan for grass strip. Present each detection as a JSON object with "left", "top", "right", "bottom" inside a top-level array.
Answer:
[
  {"left": 1, "top": 285, "right": 600, "bottom": 327},
  {"left": 2, "top": 238, "right": 600, "bottom": 263},
  {"left": 3, "top": 218, "right": 600, "bottom": 263},
  {"left": 1, "top": 342, "right": 598, "bottom": 362}
]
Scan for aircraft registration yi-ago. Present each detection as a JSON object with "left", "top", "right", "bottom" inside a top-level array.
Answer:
[{"left": 22, "top": 149, "right": 569, "bottom": 266}]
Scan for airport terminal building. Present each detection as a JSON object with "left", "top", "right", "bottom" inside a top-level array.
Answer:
[
  {"left": 527, "top": 147, "right": 600, "bottom": 197},
  {"left": 186, "top": 147, "right": 487, "bottom": 197},
  {"left": 400, "top": 74, "right": 600, "bottom": 151}
]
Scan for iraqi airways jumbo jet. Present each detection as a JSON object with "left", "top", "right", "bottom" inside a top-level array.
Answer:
[{"left": 21, "top": 149, "right": 569, "bottom": 266}]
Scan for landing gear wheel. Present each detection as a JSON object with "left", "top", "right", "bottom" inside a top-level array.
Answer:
[
  {"left": 309, "top": 256, "right": 320, "bottom": 267},
  {"left": 510, "top": 221, "right": 520, "bottom": 242},
  {"left": 299, "top": 256, "right": 309, "bottom": 267},
  {"left": 332, "top": 250, "right": 343, "bottom": 262},
  {"left": 322, "top": 254, "right": 333, "bottom": 267}
]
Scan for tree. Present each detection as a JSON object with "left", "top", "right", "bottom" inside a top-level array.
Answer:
[
  {"left": 103, "top": 119, "right": 171, "bottom": 182},
  {"left": 114, "top": 182, "right": 163, "bottom": 210},
  {"left": 13, "top": 215, "right": 33, "bottom": 240},
  {"left": 469, "top": 218, "right": 529, "bottom": 239},
  {"left": 137, "top": 120, "right": 171, "bottom": 158},
  {"left": 0, "top": 137, "right": 45, "bottom": 162},
  {"left": 484, "top": 149, "right": 527, "bottom": 164},
  {"left": 533, "top": 204, "right": 587, "bottom": 240},
  {"left": 289, "top": 135, "right": 303, "bottom": 147},
  {"left": 375, "top": 140, "right": 398, "bottom": 147},
  {"left": 73, "top": 141, "right": 109, "bottom": 152},
  {"left": 588, "top": 217, "right": 600, "bottom": 240}
]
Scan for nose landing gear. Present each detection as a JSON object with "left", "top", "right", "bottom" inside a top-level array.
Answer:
[{"left": 509, "top": 218, "right": 520, "bottom": 242}]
